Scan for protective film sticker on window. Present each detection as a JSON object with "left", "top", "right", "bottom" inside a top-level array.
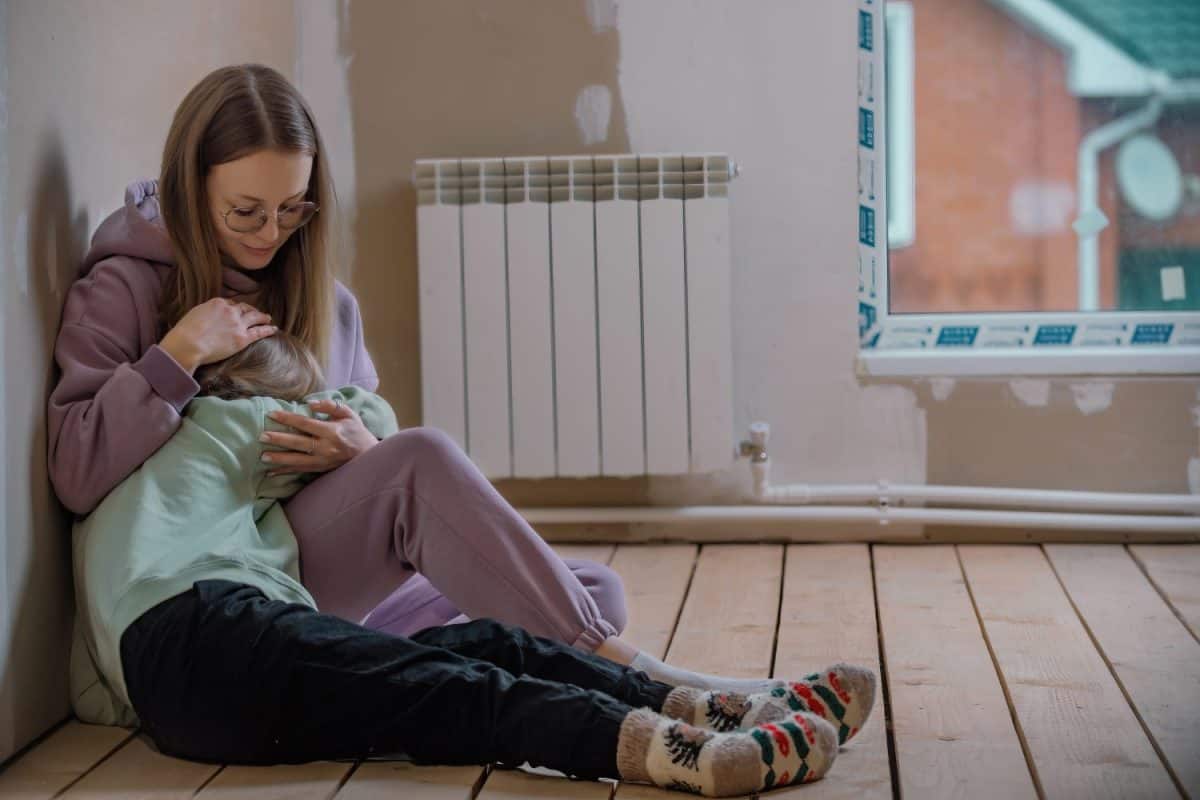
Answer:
[{"left": 857, "top": 0, "right": 883, "bottom": 348}]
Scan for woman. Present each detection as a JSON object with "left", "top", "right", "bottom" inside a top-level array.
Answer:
[{"left": 47, "top": 64, "right": 874, "bottom": 794}]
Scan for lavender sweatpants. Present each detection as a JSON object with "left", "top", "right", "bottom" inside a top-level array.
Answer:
[{"left": 281, "top": 427, "right": 626, "bottom": 651}]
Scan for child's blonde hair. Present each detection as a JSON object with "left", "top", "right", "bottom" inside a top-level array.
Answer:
[{"left": 195, "top": 332, "right": 325, "bottom": 402}]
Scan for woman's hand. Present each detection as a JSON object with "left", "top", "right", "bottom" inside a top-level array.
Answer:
[
  {"left": 259, "top": 398, "right": 379, "bottom": 477},
  {"left": 160, "top": 298, "right": 277, "bottom": 373}
]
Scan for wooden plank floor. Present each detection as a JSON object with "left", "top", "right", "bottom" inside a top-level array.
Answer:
[{"left": 1, "top": 544, "right": 1197, "bottom": 800}]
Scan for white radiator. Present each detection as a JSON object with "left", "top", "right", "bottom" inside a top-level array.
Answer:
[{"left": 414, "top": 153, "right": 735, "bottom": 480}]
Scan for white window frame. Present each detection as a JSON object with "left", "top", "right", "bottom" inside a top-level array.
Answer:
[
  {"left": 885, "top": 2, "right": 914, "bottom": 250},
  {"left": 854, "top": 0, "right": 1200, "bottom": 377}
]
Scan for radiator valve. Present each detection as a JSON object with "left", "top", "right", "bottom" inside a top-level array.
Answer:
[{"left": 738, "top": 421, "right": 770, "bottom": 463}]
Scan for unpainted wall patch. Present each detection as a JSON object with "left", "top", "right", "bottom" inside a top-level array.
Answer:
[
  {"left": 929, "top": 377, "right": 955, "bottom": 401},
  {"left": 574, "top": 84, "right": 612, "bottom": 145},
  {"left": 1070, "top": 382, "right": 1114, "bottom": 415},
  {"left": 1009, "top": 379, "right": 1050, "bottom": 407},
  {"left": 586, "top": 0, "right": 618, "bottom": 33}
]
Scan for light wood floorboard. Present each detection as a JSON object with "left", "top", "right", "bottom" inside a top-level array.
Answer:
[
  {"left": 608, "top": 544, "right": 697, "bottom": 659},
  {"left": 475, "top": 766, "right": 614, "bottom": 799},
  {"left": 659, "top": 544, "right": 782, "bottom": 680},
  {"left": 958, "top": 545, "right": 1178, "bottom": 799},
  {"left": 195, "top": 762, "right": 353, "bottom": 799},
  {"left": 337, "top": 763, "right": 484, "bottom": 799},
  {"left": 767, "top": 544, "right": 891, "bottom": 800},
  {"left": 553, "top": 545, "right": 618, "bottom": 566},
  {"left": 875, "top": 545, "right": 1036, "bottom": 800},
  {"left": 1045, "top": 544, "right": 1200, "bottom": 798},
  {"left": 0, "top": 721, "right": 132, "bottom": 799},
  {"left": 57, "top": 733, "right": 219, "bottom": 799},
  {"left": 1128, "top": 544, "right": 1200, "bottom": 642},
  {"left": 614, "top": 544, "right": 781, "bottom": 799},
  {"left": 3, "top": 543, "right": 1196, "bottom": 800}
]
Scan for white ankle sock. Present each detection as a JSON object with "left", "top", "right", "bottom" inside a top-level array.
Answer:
[{"left": 629, "top": 652, "right": 782, "bottom": 695}]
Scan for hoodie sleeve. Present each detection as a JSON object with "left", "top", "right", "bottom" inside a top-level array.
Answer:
[
  {"left": 336, "top": 282, "right": 379, "bottom": 392},
  {"left": 47, "top": 261, "right": 200, "bottom": 515},
  {"left": 335, "top": 386, "right": 400, "bottom": 441}
]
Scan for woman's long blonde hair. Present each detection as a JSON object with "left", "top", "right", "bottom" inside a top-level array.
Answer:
[{"left": 158, "top": 64, "right": 338, "bottom": 368}]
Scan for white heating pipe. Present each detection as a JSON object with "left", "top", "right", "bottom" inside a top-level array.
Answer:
[
  {"left": 744, "top": 421, "right": 1199, "bottom": 514},
  {"left": 514, "top": 421, "right": 1200, "bottom": 536},
  {"left": 517, "top": 505, "right": 1200, "bottom": 534},
  {"left": 750, "top": 464, "right": 1200, "bottom": 515}
]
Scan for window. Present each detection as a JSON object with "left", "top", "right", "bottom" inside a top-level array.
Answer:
[{"left": 856, "top": 0, "right": 1200, "bottom": 376}]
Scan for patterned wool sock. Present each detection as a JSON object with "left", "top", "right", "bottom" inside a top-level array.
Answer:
[
  {"left": 628, "top": 652, "right": 782, "bottom": 695},
  {"left": 660, "top": 663, "right": 877, "bottom": 745},
  {"left": 616, "top": 707, "right": 839, "bottom": 797}
]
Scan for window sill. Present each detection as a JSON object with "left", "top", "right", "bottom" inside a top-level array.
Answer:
[{"left": 856, "top": 346, "right": 1200, "bottom": 377}]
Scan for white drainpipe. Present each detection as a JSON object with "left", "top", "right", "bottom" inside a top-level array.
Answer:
[{"left": 1074, "top": 95, "right": 1164, "bottom": 311}]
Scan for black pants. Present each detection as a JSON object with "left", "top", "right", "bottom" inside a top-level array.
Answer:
[{"left": 119, "top": 580, "right": 672, "bottom": 779}]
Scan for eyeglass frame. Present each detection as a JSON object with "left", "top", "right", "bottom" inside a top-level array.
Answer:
[{"left": 220, "top": 200, "right": 320, "bottom": 234}]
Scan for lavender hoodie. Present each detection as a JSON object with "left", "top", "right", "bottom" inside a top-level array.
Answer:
[{"left": 47, "top": 179, "right": 379, "bottom": 516}]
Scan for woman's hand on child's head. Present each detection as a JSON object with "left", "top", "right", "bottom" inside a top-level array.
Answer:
[
  {"left": 260, "top": 398, "right": 379, "bottom": 476},
  {"left": 161, "top": 298, "right": 277, "bottom": 373}
]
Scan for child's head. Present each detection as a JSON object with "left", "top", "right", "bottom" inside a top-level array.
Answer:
[{"left": 195, "top": 331, "right": 324, "bottom": 402}]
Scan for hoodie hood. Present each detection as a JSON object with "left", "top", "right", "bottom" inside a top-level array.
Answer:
[{"left": 80, "top": 179, "right": 261, "bottom": 296}]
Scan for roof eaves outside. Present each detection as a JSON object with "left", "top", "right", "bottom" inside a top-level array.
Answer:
[{"left": 985, "top": 0, "right": 1162, "bottom": 97}]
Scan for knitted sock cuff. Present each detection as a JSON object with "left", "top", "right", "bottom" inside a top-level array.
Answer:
[
  {"left": 661, "top": 686, "right": 704, "bottom": 723},
  {"left": 615, "top": 708, "right": 661, "bottom": 783}
]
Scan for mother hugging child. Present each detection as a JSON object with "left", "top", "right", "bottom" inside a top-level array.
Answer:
[{"left": 52, "top": 62, "right": 875, "bottom": 797}]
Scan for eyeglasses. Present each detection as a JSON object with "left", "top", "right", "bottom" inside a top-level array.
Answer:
[{"left": 221, "top": 201, "right": 320, "bottom": 234}]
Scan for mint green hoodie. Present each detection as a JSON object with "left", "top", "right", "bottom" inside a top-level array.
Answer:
[{"left": 69, "top": 386, "right": 399, "bottom": 727}]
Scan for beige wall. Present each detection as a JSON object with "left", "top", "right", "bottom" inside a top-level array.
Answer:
[
  {"left": 1, "top": 0, "right": 297, "bottom": 763},
  {"left": 2, "top": 0, "right": 1195, "bottom": 764}
]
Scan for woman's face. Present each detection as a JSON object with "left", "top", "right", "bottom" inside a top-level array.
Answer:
[{"left": 206, "top": 148, "right": 314, "bottom": 271}]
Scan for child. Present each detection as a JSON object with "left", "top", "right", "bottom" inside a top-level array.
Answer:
[
  {"left": 69, "top": 332, "right": 398, "bottom": 727},
  {"left": 69, "top": 333, "right": 874, "bottom": 797}
]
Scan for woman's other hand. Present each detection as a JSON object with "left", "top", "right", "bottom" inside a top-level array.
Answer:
[
  {"left": 160, "top": 298, "right": 277, "bottom": 372},
  {"left": 259, "top": 398, "right": 378, "bottom": 476}
]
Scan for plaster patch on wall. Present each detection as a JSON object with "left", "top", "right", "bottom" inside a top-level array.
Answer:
[
  {"left": 1010, "top": 179, "right": 1075, "bottom": 236},
  {"left": 586, "top": 0, "right": 619, "bottom": 33},
  {"left": 1009, "top": 379, "right": 1050, "bottom": 407},
  {"left": 574, "top": 85, "right": 612, "bottom": 145},
  {"left": 1070, "top": 381, "right": 1114, "bottom": 415},
  {"left": 929, "top": 377, "right": 955, "bottom": 401}
]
